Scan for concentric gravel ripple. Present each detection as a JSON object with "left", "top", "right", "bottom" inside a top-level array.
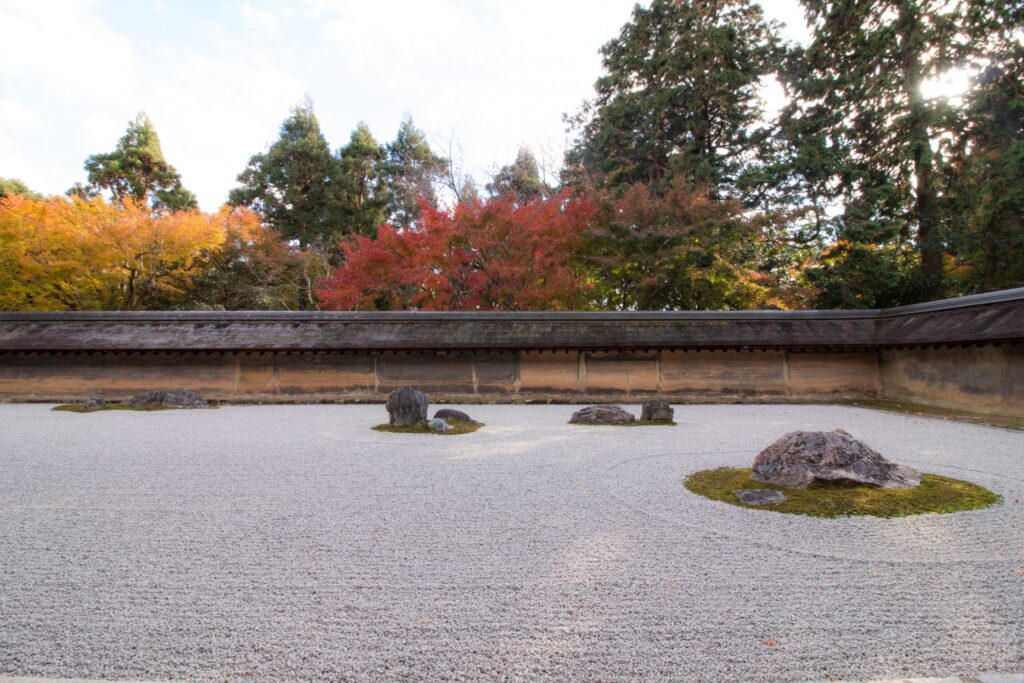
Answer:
[{"left": 0, "top": 403, "right": 1021, "bottom": 682}]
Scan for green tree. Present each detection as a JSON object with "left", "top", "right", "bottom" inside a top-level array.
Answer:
[
  {"left": 228, "top": 100, "right": 346, "bottom": 249},
  {"left": 564, "top": 0, "right": 782, "bottom": 196},
  {"left": 944, "top": 46, "right": 1024, "bottom": 292},
  {"left": 775, "top": 0, "right": 1001, "bottom": 299},
  {"left": 336, "top": 122, "right": 389, "bottom": 238},
  {"left": 81, "top": 112, "right": 197, "bottom": 212},
  {"left": 383, "top": 116, "right": 447, "bottom": 229},
  {"left": 0, "top": 178, "right": 42, "bottom": 200},
  {"left": 487, "top": 147, "right": 549, "bottom": 203}
]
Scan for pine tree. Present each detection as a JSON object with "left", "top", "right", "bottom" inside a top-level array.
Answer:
[{"left": 82, "top": 112, "right": 197, "bottom": 212}]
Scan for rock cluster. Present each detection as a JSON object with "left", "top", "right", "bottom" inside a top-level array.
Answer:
[
  {"left": 386, "top": 385, "right": 429, "bottom": 426},
  {"left": 569, "top": 405, "right": 636, "bottom": 424},
  {"left": 126, "top": 389, "right": 208, "bottom": 409},
  {"left": 751, "top": 428, "right": 921, "bottom": 489},
  {"left": 641, "top": 400, "right": 674, "bottom": 422}
]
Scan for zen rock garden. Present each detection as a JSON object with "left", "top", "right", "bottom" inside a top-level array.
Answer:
[
  {"left": 569, "top": 400, "right": 675, "bottom": 425},
  {"left": 378, "top": 385, "right": 483, "bottom": 434},
  {"left": 55, "top": 388, "right": 211, "bottom": 412}
]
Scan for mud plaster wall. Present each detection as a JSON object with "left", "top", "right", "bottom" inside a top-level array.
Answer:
[{"left": 0, "top": 345, "right": 1018, "bottom": 416}]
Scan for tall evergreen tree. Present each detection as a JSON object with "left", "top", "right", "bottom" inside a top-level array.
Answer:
[
  {"left": 776, "top": 0, "right": 1005, "bottom": 299},
  {"left": 336, "top": 122, "right": 389, "bottom": 238},
  {"left": 383, "top": 116, "right": 447, "bottom": 229},
  {"left": 487, "top": 148, "right": 549, "bottom": 203},
  {"left": 228, "top": 101, "right": 346, "bottom": 249},
  {"left": 81, "top": 112, "right": 197, "bottom": 212},
  {"left": 563, "top": 0, "right": 782, "bottom": 196}
]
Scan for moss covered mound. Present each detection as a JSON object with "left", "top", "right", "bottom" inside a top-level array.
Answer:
[
  {"left": 684, "top": 467, "right": 1000, "bottom": 518},
  {"left": 53, "top": 403, "right": 179, "bottom": 413},
  {"left": 372, "top": 420, "right": 483, "bottom": 435},
  {"left": 570, "top": 419, "right": 677, "bottom": 427}
]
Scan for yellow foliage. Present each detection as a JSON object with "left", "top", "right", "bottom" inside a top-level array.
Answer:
[{"left": 0, "top": 195, "right": 226, "bottom": 310}]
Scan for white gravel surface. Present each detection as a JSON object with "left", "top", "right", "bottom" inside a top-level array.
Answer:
[{"left": 0, "top": 403, "right": 1021, "bottom": 682}]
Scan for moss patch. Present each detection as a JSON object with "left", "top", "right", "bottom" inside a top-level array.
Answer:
[
  {"left": 839, "top": 399, "right": 1024, "bottom": 431},
  {"left": 52, "top": 403, "right": 179, "bottom": 413},
  {"left": 684, "top": 467, "right": 1000, "bottom": 518},
  {"left": 372, "top": 420, "right": 483, "bottom": 435},
  {"left": 570, "top": 420, "right": 677, "bottom": 427}
]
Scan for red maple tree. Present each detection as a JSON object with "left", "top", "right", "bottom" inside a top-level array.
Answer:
[{"left": 317, "top": 190, "right": 593, "bottom": 310}]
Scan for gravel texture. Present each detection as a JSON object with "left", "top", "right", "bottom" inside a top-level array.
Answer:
[{"left": 0, "top": 403, "right": 1021, "bottom": 682}]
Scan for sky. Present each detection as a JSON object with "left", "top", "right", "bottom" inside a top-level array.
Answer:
[{"left": 0, "top": 0, "right": 810, "bottom": 211}]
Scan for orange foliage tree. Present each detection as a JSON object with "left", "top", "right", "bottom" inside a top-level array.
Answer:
[
  {"left": 317, "top": 190, "right": 594, "bottom": 310},
  {"left": 0, "top": 195, "right": 226, "bottom": 310}
]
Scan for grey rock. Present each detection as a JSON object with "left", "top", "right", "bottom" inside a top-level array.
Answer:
[
  {"left": 751, "top": 428, "right": 922, "bottom": 489},
  {"left": 433, "top": 408, "right": 477, "bottom": 424},
  {"left": 641, "top": 399, "right": 674, "bottom": 422},
  {"left": 735, "top": 489, "right": 787, "bottom": 506},
  {"left": 569, "top": 405, "right": 636, "bottom": 424},
  {"left": 125, "top": 388, "right": 208, "bottom": 409},
  {"left": 428, "top": 418, "right": 450, "bottom": 432},
  {"left": 83, "top": 394, "right": 106, "bottom": 411},
  {"left": 386, "top": 385, "right": 428, "bottom": 426}
]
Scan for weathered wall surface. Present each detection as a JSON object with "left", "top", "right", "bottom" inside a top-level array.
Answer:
[
  {"left": 1, "top": 289, "right": 1021, "bottom": 414},
  {"left": 880, "top": 344, "right": 1024, "bottom": 416},
  {"left": 0, "top": 349, "right": 882, "bottom": 404}
]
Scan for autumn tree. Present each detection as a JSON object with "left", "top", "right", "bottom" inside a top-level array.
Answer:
[
  {"left": 0, "top": 195, "right": 223, "bottom": 310},
  {"left": 183, "top": 207, "right": 329, "bottom": 310},
  {"left": 229, "top": 100, "right": 347, "bottom": 249},
  {"left": 564, "top": 0, "right": 782, "bottom": 196},
  {"left": 317, "top": 191, "right": 594, "bottom": 311},
  {"left": 580, "top": 180, "right": 782, "bottom": 310},
  {"left": 80, "top": 112, "right": 197, "bottom": 212}
]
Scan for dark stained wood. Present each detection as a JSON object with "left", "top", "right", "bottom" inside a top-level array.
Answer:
[{"left": 1, "top": 288, "right": 1021, "bottom": 353}]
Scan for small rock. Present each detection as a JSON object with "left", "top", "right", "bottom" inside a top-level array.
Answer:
[
  {"left": 386, "top": 385, "right": 428, "bottom": 426},
  {"left": 569, "top": 405, "right": 636, "bottom": 424},
  {"left": 641, "top": 399, "right": 673, "bottom": 422},
  {"left": 433, "top": 408, "right": 476, "bottom": 424},
  {"left": 83, "top": 395, "right": 106, "bottom": 411},
  {"left": 126, "top": 388, "right": 208, "bottom": 409},
  {"left": 735, "top": 489, "right": 787, "bottom": 506},
  {"left": 428, "top": 418, "right": 450, "bottom": 432},
  {"left": 751, "top": 428, "right": 922, "bottom": 489}
]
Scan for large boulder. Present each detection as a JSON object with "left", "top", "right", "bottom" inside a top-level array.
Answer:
[
  {"left": 641, "top": 399, "right": 674, "bottom": 422},
  {"left": 569, "top": 405, "right": 636, "bottom": 424},
  {"left": 433, "top": 408, "right": 477, "bottom": 424},
  {"left": 751, "top": 429, "right": 921, "bottom": 489},
  {"left": 126, "top": 388, "right": 208, "bottom": 409},
  {"left": 386, "top": 385, "right": 428, "bottom": 426}
]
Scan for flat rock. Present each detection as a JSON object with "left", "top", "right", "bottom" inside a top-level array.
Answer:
[
  {"left": 386, "top": 385, "right": 428, "bottom": 426},
  {"left": 126, "top": 388, "right": 208, "bottom": 409},
  {"left": 641, "top": 399, "right": 674, "bottom": 422},
  {"left": 569, "top": 405, "right": 636, "bottom": 424},
  {"left": 428, "top": 418, "right": 450, "bottom": 432},
  {"left": 751, "top": 428, "right": 922, "bottom": 489},
  {"left": 433, "top": 408, "right": 477, "bottom": 424},
  {"left": 735, "top": 489, "right": 787, "bottom": 506}
]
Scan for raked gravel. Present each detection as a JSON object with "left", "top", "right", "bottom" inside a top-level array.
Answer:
[{"left": 0, "top": 403, "right": 1021, "bottom": 682}]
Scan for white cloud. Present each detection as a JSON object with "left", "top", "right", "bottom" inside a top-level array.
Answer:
[
  {"left": 242, "top": 2, "right": 279, "bottom": 32},
  {"left": 0, "top": 100, "right": 44, "bottom": 132}
]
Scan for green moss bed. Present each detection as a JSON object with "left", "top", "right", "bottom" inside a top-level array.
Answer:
[
  {"left": 684, "top": 467, "right": 1000, "bottom": 518},
  {"left": 372, "top": 420, "right": 483, "bottom": 435},
  {"left": 53, "top": 403, "right": 180, "bottom": 413},
  {"left": 570, "top": 419, "right": 677, "bottom": 427}
]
